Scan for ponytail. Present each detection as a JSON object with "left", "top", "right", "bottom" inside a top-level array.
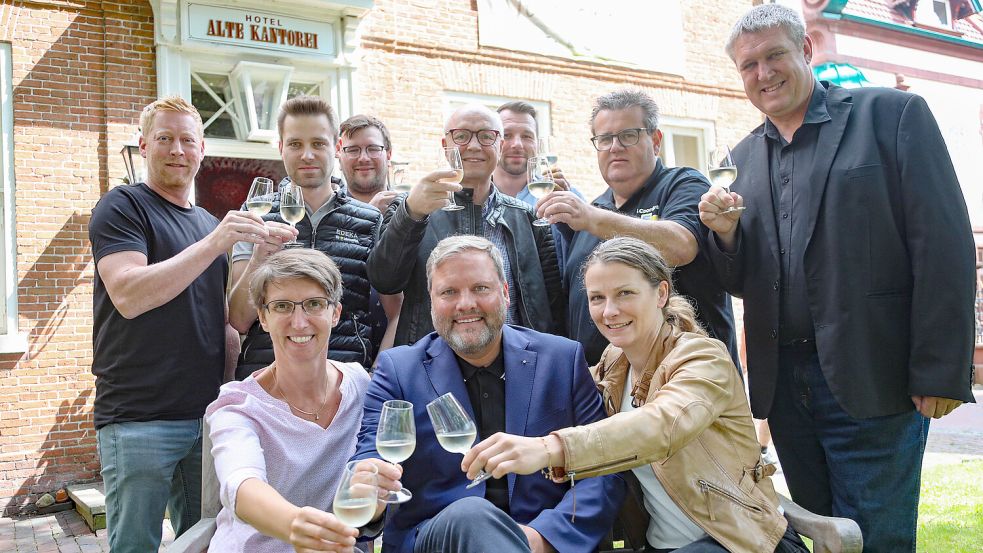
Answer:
[{"left": 663, "top": 295, "right": 706, "bottom": 336}]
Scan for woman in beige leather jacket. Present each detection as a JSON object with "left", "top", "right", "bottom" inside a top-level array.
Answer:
[{"left": 463, "top": 238, "right": 809, "bottom": 553}]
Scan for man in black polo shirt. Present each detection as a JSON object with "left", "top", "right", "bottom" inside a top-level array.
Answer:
[{"left": 537, "top": 89, "right": 738, "bottom": 366}]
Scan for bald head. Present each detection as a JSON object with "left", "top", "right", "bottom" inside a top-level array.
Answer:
[{"left": 445, "top": 103, "right": 504, "bottom": 134}]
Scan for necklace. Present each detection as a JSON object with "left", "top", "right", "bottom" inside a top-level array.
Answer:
[{"left": 271, "top": 364, "right": 330, "bottom": 421}]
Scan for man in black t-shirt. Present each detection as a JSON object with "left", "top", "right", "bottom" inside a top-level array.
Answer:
[
  {"left": 536, "top": 89, "right": 738, "bottom": 367},
  {"left": 88, "top": 97, "right": 279, "bottom": 552}
]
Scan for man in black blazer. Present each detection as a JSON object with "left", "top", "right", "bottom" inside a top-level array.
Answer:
[{"left": 700, "top": 5, "right": 975, "bottom": 552}]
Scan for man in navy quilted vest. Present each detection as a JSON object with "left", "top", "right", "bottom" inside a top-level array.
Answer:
[{"left": 229, "top": 96, "right": 383, "bottom": 377}]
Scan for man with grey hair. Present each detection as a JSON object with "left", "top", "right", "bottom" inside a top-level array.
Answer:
[
  {"left": 700, "top": 4, "right": 975, "bottom": 551},
  {"left": 537, "top": 89, "right": 738, "bottom": 366},
  {"left": 355, "top": 235, "right": 623, "bottom": 553},
  {"left": 368, "top": 104, "right": 564, "bottom": 346}
]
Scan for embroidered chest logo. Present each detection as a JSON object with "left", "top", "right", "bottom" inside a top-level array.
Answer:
[
  {"left": 637, "top": 205, "right": 660, "bottom": 221},
  {"left": 334, "top": 229, "right": 361, "bottom": 244}
]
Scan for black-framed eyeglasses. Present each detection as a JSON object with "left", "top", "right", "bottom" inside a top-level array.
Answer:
[
  {"left": 340, "top": 144, "right": 387, "bottom": 158},
  {"left": 446, "top": 128, "right": 501, "bottom": 146},
  {"left": 263, "top": 297, "right": 334, "bottom": 316},
  {"left": 590, "top": 128, "right": 653, "bottom": 151}
]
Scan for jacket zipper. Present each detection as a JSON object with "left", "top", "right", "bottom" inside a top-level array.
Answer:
[
  {"left": 699, "top": 479, "right": 764, "bottom": 521},
  {"left": 352, "top": 313, "right": 369, "bottom": 365}
]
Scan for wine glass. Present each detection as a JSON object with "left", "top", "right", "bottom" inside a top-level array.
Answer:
[
  {"left": 438, "top": 147, "right": 465, "bottom": 212},
  {"left": 426, "top": 392, "right": 492, "bottom": 490},
  {"left": 538, "top": 136, "right": 557, "bottom": 166},
  {"left": 388, "top": 161, "right": 411, "bottom": 194},
  {"left": 279, "top": 181, "right": 305, "bottom": 248},
  {"left": 376, "top": 400, "right": 416, "bottom": 503},
  {"left": 708, "top": 146, "right": 744, "bottom": 214},
  {"left": 245, "top": 177, "right": 274, "bottom": 215},
  {"left": 332, "top": 460, "right": 379, "bottom": 528},
  {"left": 526, "top": 156, "right": 555, "bottom": 227}
]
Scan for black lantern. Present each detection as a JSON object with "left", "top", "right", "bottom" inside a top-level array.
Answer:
[{"left": 120, "top": 136, "right": 144, "bottom": 185}]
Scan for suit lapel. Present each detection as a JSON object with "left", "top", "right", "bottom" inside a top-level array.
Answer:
[
  {"left": 739, "top": 133, "right": 781, "bottom": 267},
  {"left": 803, "top": 86, "right": 852, "bottom": 245},
  {"left": 423, "top": 338, "right": 476, "bottom": 422},
  {"left": 502, "top": 326, "right": 537, "bottom": 499}
]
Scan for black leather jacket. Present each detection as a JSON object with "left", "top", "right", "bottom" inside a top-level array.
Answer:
[
  {"left": 237, "top": 187, "right": 382, "bottom": 379},
  {"left": 367, "top": 186, "right": 565, "bottom": 346}
]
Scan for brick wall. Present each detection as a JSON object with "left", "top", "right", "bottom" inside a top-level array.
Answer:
[
  {"left": 355, "top": 0, "right": 763, "bottom": 200},
  {"left": 0, "top": 0, "right": 155, "bottom": 516}
]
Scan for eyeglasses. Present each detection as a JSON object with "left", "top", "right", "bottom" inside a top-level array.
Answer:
[
  {"left": 445, "top": 128, "right": 501, "bottom": 146},
  {"left": 590, "top": 128, "right": 653, "bottom": 151},
  {"left": 263, "top": 297, "right": 334, "bottom": 316},
  {"left": 340, "top": 144, "right": 387, "bottom": 158}
]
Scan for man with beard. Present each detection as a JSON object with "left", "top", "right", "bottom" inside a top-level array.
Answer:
[
  {"left": 493, "top": 101, "right": 582, "bottom": 274},
  {"left": 336, "top": 114, "right": 403, "bottom": 355},
  {"left": 337, "top": 114, "right": 401, "bottom": 212},
  {"left": 353, "top": 235, "right": 624, "bottom": 553}
]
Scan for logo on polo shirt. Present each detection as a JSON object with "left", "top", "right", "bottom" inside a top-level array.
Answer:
[{"left": 637, "top": 205, "right": 660, "bottom": 221}]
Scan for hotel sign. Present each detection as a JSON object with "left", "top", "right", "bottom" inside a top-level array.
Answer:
[{"left": 187, "top": 3, "right": 335, "bottom": 56}]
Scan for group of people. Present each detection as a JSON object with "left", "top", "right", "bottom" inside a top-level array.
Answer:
[{"left": 87, "top": 4, "right": 975, "bottom": 553}]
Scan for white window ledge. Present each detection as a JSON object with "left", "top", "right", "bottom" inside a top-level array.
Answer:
[{"left": 0, "top": 332, "right": 27, "bottom": 354}]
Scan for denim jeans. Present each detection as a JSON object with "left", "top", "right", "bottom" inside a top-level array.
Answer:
[
  {"left": 414, "top": 497, "right": 531, "bottom": 553},
  {"left": 768, "top": 347, "right": 929, "bottom": 553},
  {"left": 97, "top": 419, "right": 203, "bottom": 553},
  {"left": 644, "top": 515, "right": 808, "bottom": 552}
]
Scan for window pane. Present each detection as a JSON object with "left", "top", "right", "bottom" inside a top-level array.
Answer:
[
  {"left": 288, "top": 82, "right": 320, "bottom": 98},
  {"left": 933, "top": 0, "right": 949, "bottom": 25},
  {"left": 191, "top": 73, "right": 239, "bottom": 139},
  {"left": 672, "top": 134, "right": 700, "bottom": 171}
]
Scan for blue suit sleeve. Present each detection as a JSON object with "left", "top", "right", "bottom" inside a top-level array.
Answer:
[{"left": 526, "top": 343, "right": 626, "bottom": 553}]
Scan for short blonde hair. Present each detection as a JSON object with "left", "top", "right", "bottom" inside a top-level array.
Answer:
[{"left": 139, "top": 96, "right": 203, "bottom": 138}]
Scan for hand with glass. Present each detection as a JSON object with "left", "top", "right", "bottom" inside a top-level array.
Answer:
[
  {"left": 402, "top": 147, "right": 467, "bottom": 219},
  {"left": 376, "top": 400, "right": 416, "bottom": 503},
  {"left": 526, "top": 156, "right": 555, "bottom": 227},
  {"left": 698, "top": 145, "right": 745, "bottom": 251},
  {"left": 426, "top": 392, "right": 493, "bottom": 489},
  {"left": 707, "top": 146, "right": 744, "bottom": 214}
]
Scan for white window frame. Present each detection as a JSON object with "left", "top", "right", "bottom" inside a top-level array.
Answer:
[
  {"left": 657, "top": 117, "right": 713, "bottom": 174},
  {"left": 442, "top": 92, "right": 553, "bottom": 138},
  {"left": 0, "top": 43, "right": 26, "bottom": 353}
]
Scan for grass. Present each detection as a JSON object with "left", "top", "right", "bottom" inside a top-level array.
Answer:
[{"left": 917, "top": 459, "right": 983, "bottom": 553}]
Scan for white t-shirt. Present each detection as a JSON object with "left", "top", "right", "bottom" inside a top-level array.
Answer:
[{"left": 621, "top": 381, "right": 708, "bottom": 549}]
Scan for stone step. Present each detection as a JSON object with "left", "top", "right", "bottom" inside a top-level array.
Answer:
[{"left": 67, "top": 483, "right": 106, "bottom": 532}]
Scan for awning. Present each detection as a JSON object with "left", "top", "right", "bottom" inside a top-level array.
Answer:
[{"left": 813, "top": 62, "right": 873, "bottom": 88}]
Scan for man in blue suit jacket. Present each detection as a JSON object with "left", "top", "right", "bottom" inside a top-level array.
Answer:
[{"left": 354, "top": 235, "right": 624, "bottom": 553}]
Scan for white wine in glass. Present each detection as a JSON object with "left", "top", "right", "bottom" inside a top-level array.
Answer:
[
  {"left": 245, "top": 177, "right": 274, "bottom": 215},
  {"left": 376, "top": 400, "right": 416, "bottom": 504},
  {"left": 708, "top": 146, "right": 744, "bottom": 214},
  {"left": 279, "top": 182, "right": 305, "bottom": 248},
  {"left": 438, "top": 147, "right": 465, "bottom": 212},
  {"left": 527, "top": 156, "right": 555, "bottom": 227},
  {"left": 426, "top": 392, "right": 491, "bottom": 489},
  {"left": 332, "top": 460, "right": 379, "bottom": 528}
]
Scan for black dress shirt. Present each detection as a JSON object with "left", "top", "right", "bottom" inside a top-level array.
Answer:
[
  {"left": 457, "top": 350, "right": 509, "bottom": 513},
  {"left": 764, "top": 80, "right": 831, "bottom": 345}
]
